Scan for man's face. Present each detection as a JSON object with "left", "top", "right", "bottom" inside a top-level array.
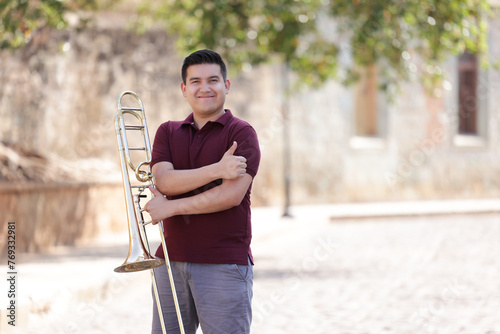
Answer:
[{"left": 181, "top": 63, "right": 230, "bottom": 118}]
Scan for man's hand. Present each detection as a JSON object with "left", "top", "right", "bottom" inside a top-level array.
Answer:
[
  {"left": 217, "top": 141, "right": 247, "bottom": 180},
  {"left": 144, "top": 186, "right": 170, "bottom": 225}
]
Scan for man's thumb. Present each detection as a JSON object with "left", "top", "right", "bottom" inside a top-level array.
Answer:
[
  {"left": 226, "top": 141, "right": 237, "bottom": 155},
  {"left": 149, "top": 186, "right": 162, "bottom": 197}
]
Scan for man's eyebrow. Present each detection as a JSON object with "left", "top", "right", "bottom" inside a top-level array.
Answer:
[{"left": 188, "top": 75, "right": 221, "bottom": 82}]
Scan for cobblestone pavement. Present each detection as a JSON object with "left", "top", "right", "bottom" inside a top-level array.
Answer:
[{"left": 2, "top": 203, "right": 500, "bottom": 334}]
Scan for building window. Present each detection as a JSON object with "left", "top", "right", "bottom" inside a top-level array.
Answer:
[
  {"left": 457, "top": 50, "right": 478, "bottom": 135},
  {"left": 353, "top": 64, "right": 384, "bottom": 138}
]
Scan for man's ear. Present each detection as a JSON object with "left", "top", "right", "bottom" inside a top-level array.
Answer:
[
  {"left": 180, "top": 82, "right": 187, "bottom": 97},
  {"left": 225, "top": 79, "right": 231, "bottom": 94}
]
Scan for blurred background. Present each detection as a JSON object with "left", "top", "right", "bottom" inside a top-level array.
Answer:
[{"left": 1, "top": 0, "right": 500, "bottom": 333}]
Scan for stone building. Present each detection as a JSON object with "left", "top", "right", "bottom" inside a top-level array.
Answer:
[{"left": 1, "top": 7, "right": 500, "bottom": 250}]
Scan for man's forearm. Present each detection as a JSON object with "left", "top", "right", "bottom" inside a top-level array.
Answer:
[
  {"left": 154, "top": 163, "right": 220, "bottom": 196},
  {"left": 167, "top": 175, "right": 251, "bottom": 216},
  {"left": 153, "top": 143, "right": 247, "bottom": 196},
  {"left": 145, "top": 174, "right": 252, "bottom": 223},
  {"left": 169, "top": 185, "right": 238, "bottom": 216}
]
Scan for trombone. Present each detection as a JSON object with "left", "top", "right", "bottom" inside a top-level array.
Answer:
[{"left": 114, "top": 91, "right": 184, "bottom": 334}]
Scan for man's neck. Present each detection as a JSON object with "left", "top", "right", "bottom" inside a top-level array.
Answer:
[{"left": 193, "top": 109, "right": 225, "bottom": 130}]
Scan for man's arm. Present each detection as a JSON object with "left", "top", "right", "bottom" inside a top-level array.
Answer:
[
  {"left": 145, "top": 173, "right": 253, "bottom": 223},
  {"left": 153, "top": 141, "right": 247, "bottom": 196}
]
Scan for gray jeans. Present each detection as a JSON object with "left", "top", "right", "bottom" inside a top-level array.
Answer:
[{"left": 151, "top": 259, "right": 253, "bottom": 334}]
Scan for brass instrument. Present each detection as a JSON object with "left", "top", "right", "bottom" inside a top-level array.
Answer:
[{"left": 114, "top": 91, "right": 184, "bottom": 334}]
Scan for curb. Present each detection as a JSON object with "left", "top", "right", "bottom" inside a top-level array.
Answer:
[{"left": 326, "top": 199, "right": 500, "bottom": 220}]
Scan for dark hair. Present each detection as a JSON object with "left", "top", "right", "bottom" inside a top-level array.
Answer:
[{"left": 181, "top": 49, "right": 227, "bottom": 84}]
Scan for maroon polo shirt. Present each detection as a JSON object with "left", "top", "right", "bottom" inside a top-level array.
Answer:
[{"left": 150, "top": 109, "right": 260, "bottom": 265}]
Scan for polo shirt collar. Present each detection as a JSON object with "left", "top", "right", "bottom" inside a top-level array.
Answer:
[{"left": 182, "top": 109, "right": 233, "bottom": 128}]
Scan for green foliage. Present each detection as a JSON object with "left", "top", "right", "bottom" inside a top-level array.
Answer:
[
  {"left": 136, "top": 0, "right": 338, "bottom": 88},
  {"left": 136, "top": 0, "right": 492, "bottom": 92},
  {"left": 329, "top": 0, "right": 491, "bottom": 90},
  {"left": 0, "top": 0, "right": 103, "bottom": 49},
  {"left": 0, "top": 0, "right": 65, "bottom": 49},
  {"left": 1, "top": 0, "right": 492, "bottom": 92}
]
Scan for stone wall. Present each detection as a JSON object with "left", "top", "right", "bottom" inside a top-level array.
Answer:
[{"left": 0, "top": 182, "right": 126, "bottom": 254}]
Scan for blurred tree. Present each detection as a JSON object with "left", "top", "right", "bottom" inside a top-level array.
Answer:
[
  {"left": 2, "top": 0, "right": 492, "bottom": 87},
  {"left": 1, "top": 0, "right": 65, "bottom": 49},
  {"left": 329, "top": 0, "right": 492, "bottom": 91},
  {"left": 135, "top": 0, "right": 492, "bottom": 91},
  {"left": 135, "top": 0, "right": 339, "bottom": 88},
  {"left": 0, "top": 0, "right": 115, "bottom": 49}
]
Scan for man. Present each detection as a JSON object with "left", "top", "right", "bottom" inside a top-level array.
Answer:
[{"left": 144, "top": 49, "right": 260, "bottom": 334}]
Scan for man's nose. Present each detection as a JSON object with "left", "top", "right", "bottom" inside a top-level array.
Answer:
[{"left": 200, "top": 81, "right": 210, "bottom": 91}]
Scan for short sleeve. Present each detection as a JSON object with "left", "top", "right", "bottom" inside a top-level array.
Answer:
[
  {"left": 232, "top": 125, "right": 261, "bottom": 178},
  {"left": 151, "top": 122, "right": 173, "bottom": 168}
]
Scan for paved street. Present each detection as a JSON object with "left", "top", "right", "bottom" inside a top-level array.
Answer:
[{"left": 3, "top": 202, "right": 500, "bottom": 334}]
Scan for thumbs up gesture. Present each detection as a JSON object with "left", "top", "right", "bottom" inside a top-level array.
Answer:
[
  {"left": 144, "top": 186, "right": 169, "bottom": 224},
  {"left": 218, "top": 141, "right": 247, "bottom": 180}
]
